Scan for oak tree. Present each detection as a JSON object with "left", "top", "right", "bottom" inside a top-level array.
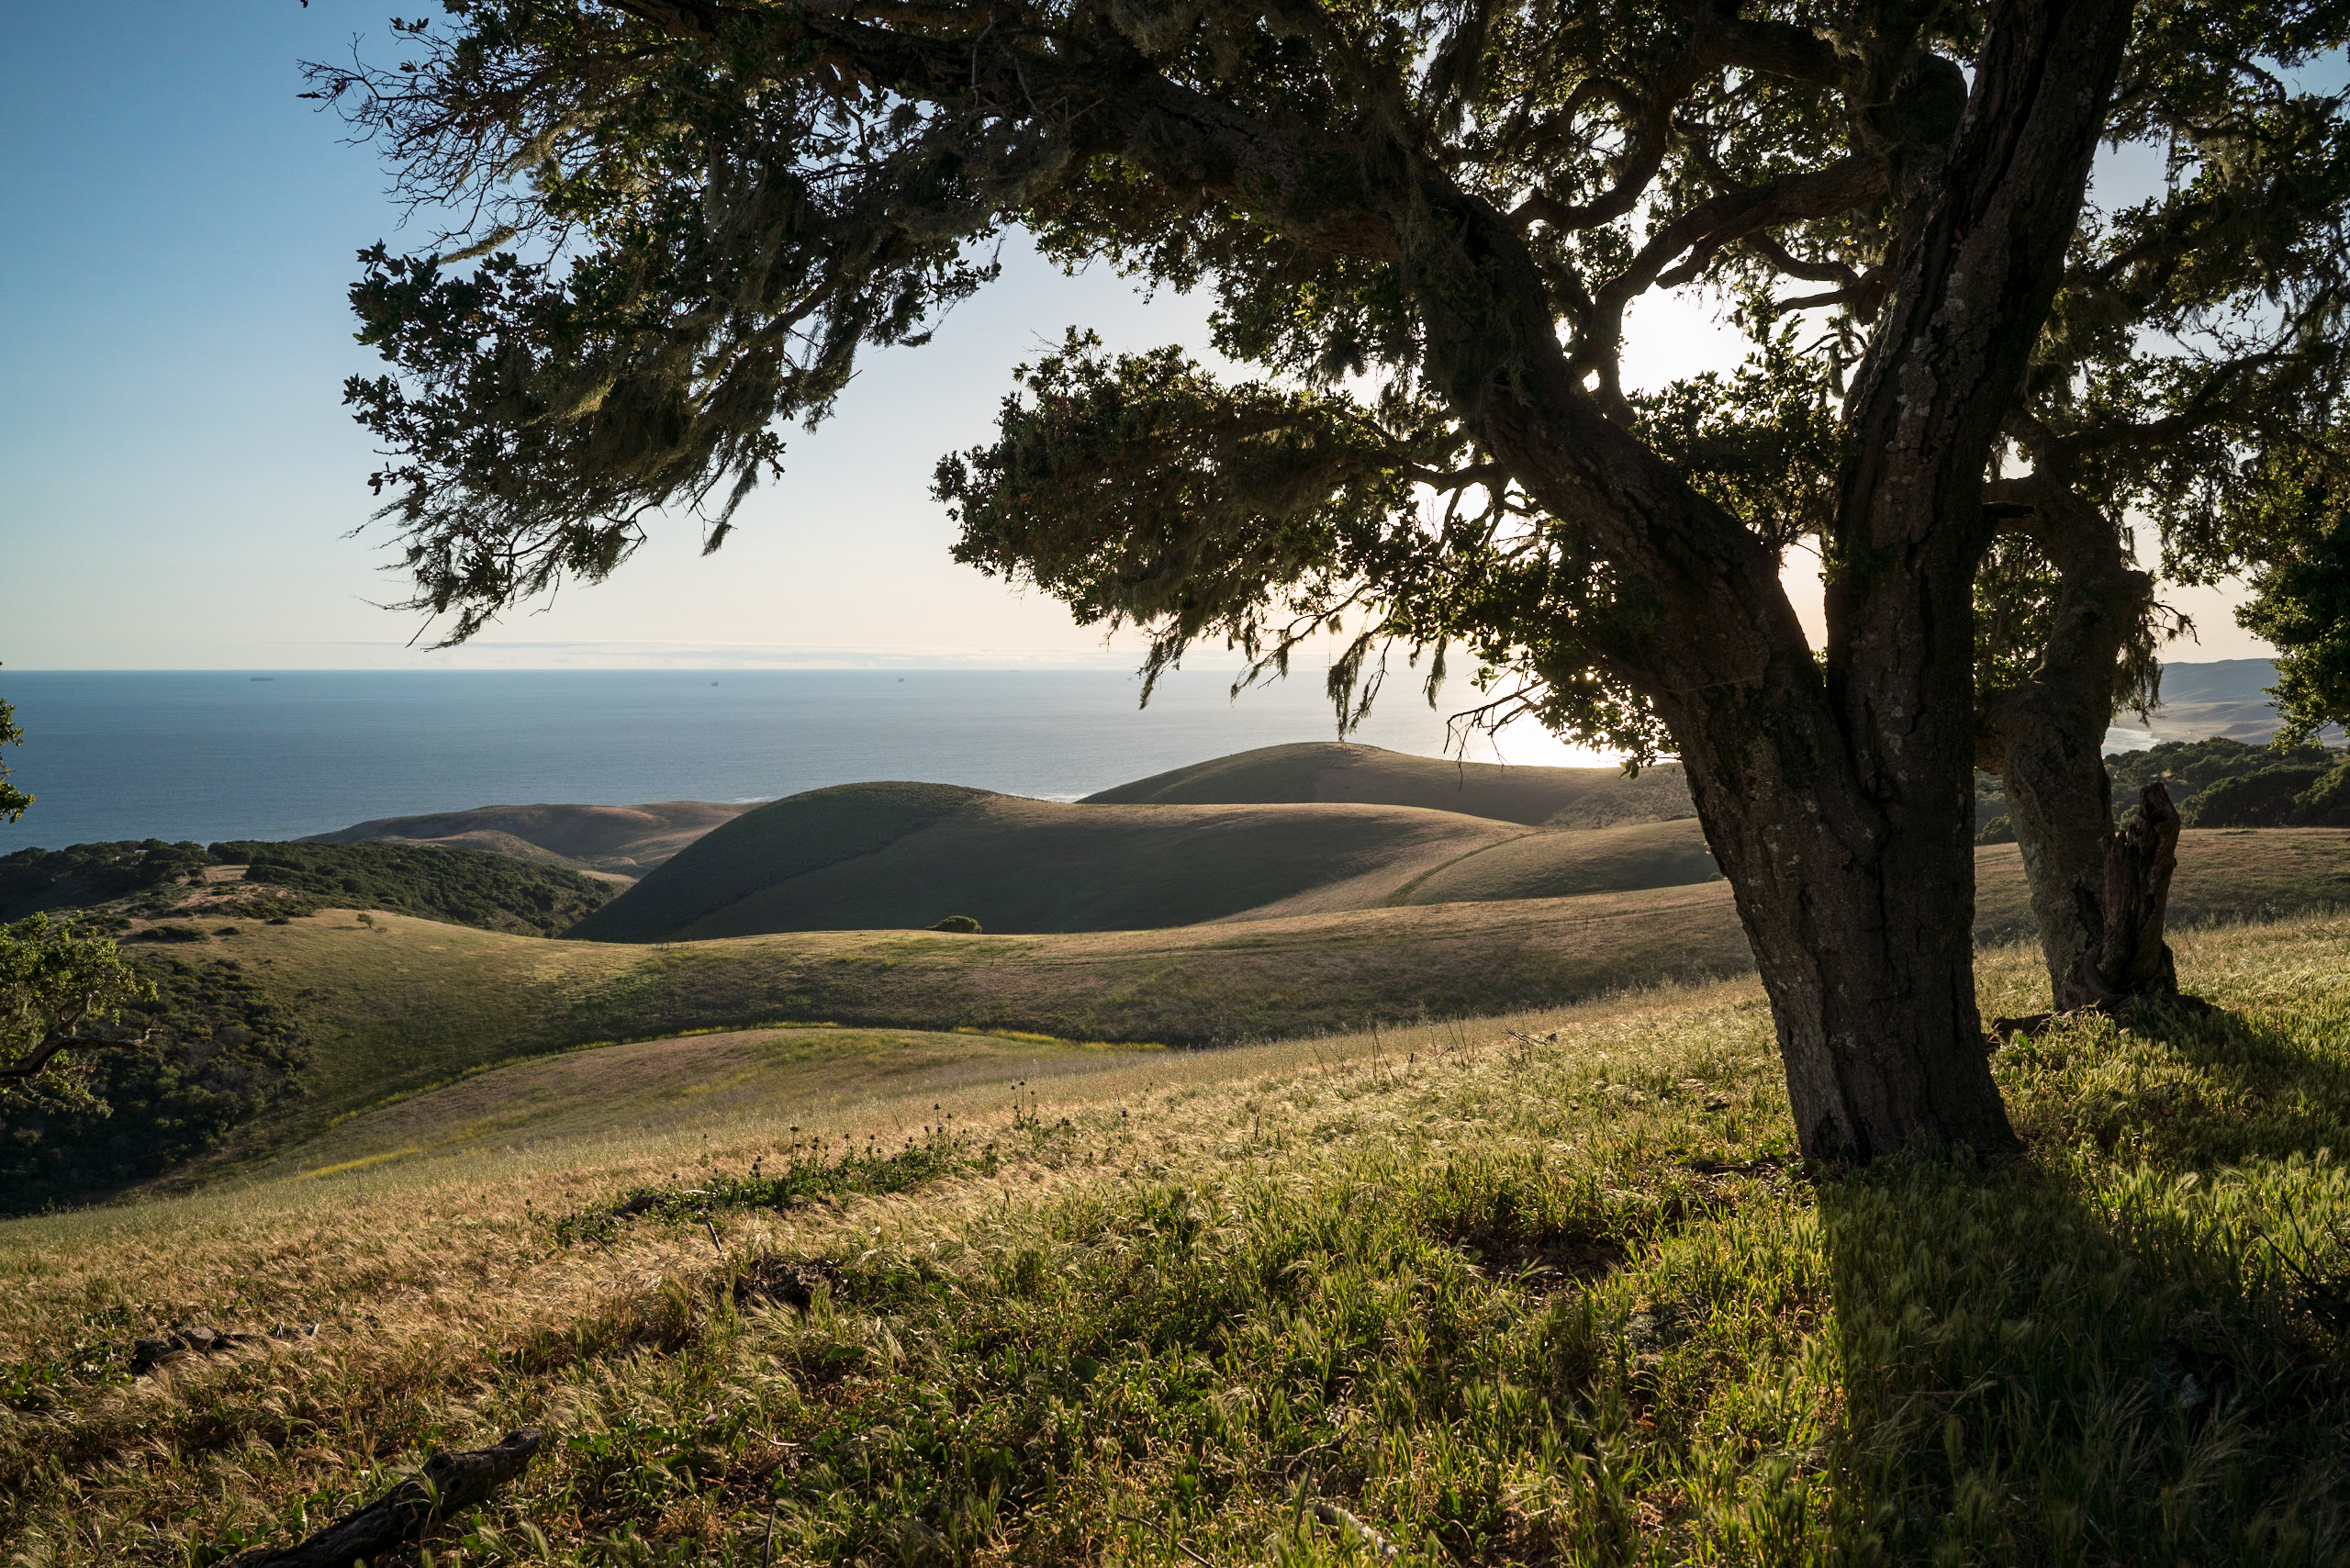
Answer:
[
  {"left": 319, "top": 0, "right": 2350, "bottom": 1158},
  {"left": 0, "top": 915, "right": 152, "bottom": 1110},
  {"left": 1, "top": 666, "right": 31, "bottom": 823}
]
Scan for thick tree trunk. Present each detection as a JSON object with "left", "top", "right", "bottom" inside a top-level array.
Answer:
[
  {"left": 1976, "top": 478, "right": 2179, "bottom": 1008},
  {"left": 1667, "top": 664, "right": 2017, "bottom": 1161},
  {"left": 1397, "top": 0, "right": 2132, "bottom": 1160}
]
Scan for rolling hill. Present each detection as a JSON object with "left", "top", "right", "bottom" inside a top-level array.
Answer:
[
  {"left": 85, "top": 827, "right": 2350, "bottom": 1180},
  {"left": 305, "top": 800, "right": 752, "bottom": 876},
  {"left": 567, "top": 781, "right": 1722, "bottom": 941},
  {"left": 1082, "top": 740, "right": 1695, "bottom": 825}
]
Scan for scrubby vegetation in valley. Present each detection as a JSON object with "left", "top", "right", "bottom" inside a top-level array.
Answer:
[
  {"left": 307, "top": 801, "right": 752, "bottom": 877},
  {"left": 0, "top": 955, "right": 311, "bottom": 1214},
  {"left": 0, "top": 839, "right": 613, "bottom": 936},
  {"left": 4, "top": 917, "right": 2349, "bottom": 1563},
  {"left": 216, "top": 841, "right": 612, "bottom": 936},
  {"left": 1975, "top": 739, "right": 2350, "bottom": 842}
]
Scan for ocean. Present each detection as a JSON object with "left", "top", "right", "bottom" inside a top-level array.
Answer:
[
  {"left": 0, "top": 668, "right": 1516, "bottom": 849},
  {"left": 0, "top": 662, "right": 2288, "bottom": 851}
]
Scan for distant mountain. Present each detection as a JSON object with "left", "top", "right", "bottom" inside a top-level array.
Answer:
[
  {"left": 2111, "top": 658, "right": 2287, "bottom": 745},
  {"left": 305, "top": 801, "right": 752, "bottom": 878},
  {"left": 2105, "top": 657, "right": 2344, "bottom": 747},
  {"left": 1081, "top": 742, "right": 1695, "bottom": 827}
]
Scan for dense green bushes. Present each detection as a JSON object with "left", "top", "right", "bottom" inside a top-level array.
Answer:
[
  {"left": 2181, "top": 763, "right": 2333, "bottom": 827},
  {"left": 0, "top": 841, "right": 212, "bottom": 922},
  {"left": 1, "top": 837, "right": 612, "bottom": 936},
  {"left": 0, "top": 955, "right": 311, "bottom": 1213},
  {"left": 212, "top": 840, "right": 610, "bottom": 936},
  {"left": 1973, "top": 738, "right": 2349, "bottom": 839},
  {"left": 2107, "top": 735, "right": 2336, "bottom": 802}
]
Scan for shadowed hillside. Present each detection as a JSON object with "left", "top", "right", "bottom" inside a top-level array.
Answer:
[
  {"left": 306, "top": 800, "right": 751, "bottom": 876},
  {"left": 1082, "top": 741, "right": 1695, "bottom": 826},
  {"left": 569, "top": 783, "right": 1723, "bottom": 941}
]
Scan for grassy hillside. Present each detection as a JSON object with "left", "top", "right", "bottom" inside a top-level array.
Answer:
[
  {"left": 307, "top": 800, "right": 750, "bottom": 875},
  {"left": 1393, "top": 816, "right": 1718, "bottom": 904},
  {"left": 576, "top": 783, "right": 1723, "bottom": 941},
  {"left": 274, "top": 1025, "right": 1142, "bottom": 1179},
  {"left": 1084, "top": 739, "right": 1696, "bottom": 826},
  {"left": 104, "top": 828, "right": 2350, "bottom": 1172},
  {"left": 568, "top": 782, "right": 996, "bottom": 940},
  {"left": 6, "top": 913, "right": 2350, "bottom": 1565}
]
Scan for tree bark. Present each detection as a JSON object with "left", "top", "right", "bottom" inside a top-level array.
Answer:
[{"left": 1975, "top": 481, "right": 2180, "bottom": 1008}]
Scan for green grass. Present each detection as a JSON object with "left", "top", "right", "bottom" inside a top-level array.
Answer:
[
  {"left": 1392, "top": 817, "right": 1718, "bottom": 904},
  {"left": 6, "top": 915, "right": 2350, "bottom": 1564},
  {"left": 271, "top": 1025, "right": 1147, "bottom": 1181},
  {"left": 1081, "top": 741, "right": 1696, "bottom": 828}
]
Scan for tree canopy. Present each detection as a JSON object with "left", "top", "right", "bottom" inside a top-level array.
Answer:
[
  {"left": 319, "top": 0, "right": 2350, "bottom": 1158},
  {"left": 0, "top": 914, "right": 153, "bottom": 1112},
  {"left": 322, "top": 0, "right": 2349, "bottom": 725},
  {"left": 1, "top": 666, "right": 31, "bottom": 824}
]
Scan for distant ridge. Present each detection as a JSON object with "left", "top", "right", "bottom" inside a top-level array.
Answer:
[
  {"left": 306, "top": 801, "right": 751, "bottom": 877},
  {"left": 1080, "top": 741, "right": 1695, "bottom": 827},
  {"left": 570, "top": 776, "right": 1718, "bottom": 943}
]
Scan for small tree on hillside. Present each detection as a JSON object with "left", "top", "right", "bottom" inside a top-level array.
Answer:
[
  {"left": 318, "top": 0, "right": 2350, "bottom": 1159},
  {"left": 0, "top": 915, "right": 152, "bottom": 1110},
  {"left": 1, "top": 665, "right": 32, "bottom": 823}
]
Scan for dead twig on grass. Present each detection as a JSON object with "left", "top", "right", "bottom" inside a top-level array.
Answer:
[
  {"left": 1311, "top": 1500, "right": 1402, "bottom": 1560},
  {"left": 1113, "top": 1510, "right": 1219, "bottom": 1566}
]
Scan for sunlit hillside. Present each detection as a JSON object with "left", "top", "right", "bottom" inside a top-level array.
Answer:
[{"left": 5, "top": 914, "right": 2348, "bottom": 1563}]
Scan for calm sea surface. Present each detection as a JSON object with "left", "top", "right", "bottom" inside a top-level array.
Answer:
[{"left": 0, "top": 669, "right": 1489, "bottom": 848}]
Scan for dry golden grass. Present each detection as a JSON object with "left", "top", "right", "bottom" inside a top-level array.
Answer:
[
  {"left": 6, "top": 913, "right": 2350, "bottom": 1563},
  {"left": 205, "top": 827, "right": 2347, "bottom": 1165}
]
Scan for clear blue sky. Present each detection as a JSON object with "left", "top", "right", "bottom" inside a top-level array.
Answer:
[{"left": 0, "top": 2, "right": 2273, "bottom": 676}]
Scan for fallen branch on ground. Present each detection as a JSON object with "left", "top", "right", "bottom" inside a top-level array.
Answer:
[
  {"left": 218, "top": 1428, "right": 542, "bottom": 1568},
  {"left": 1990, "top": 991, "right": 2219, "bottom": 1042}
]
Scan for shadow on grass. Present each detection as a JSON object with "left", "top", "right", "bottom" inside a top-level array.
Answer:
[{"left": 1818, "top": 1113, "right": 2350, "bottom": 1562}]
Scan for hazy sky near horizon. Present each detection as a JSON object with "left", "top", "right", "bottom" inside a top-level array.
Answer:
[{"left": 1, "top": 2, "right": 2277, "bottom": 684}]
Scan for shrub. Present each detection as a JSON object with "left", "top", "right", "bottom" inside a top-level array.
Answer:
[
  {"left": 0, "top": 955, "right": 311, "bottom": 1210},
  {"left": 2290, "top": 759, "right": 2350, "bottom": 826},
  {"left": 2180, "top": 764, "right": 2330, "bottom": 827},
  {"left": 929, "top": 914, "right": 983, "bottom": 934}
]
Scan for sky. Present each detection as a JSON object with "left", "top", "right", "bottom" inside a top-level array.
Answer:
[{"left": 0, "top": 2, "right": 2276, "bottom": 683}]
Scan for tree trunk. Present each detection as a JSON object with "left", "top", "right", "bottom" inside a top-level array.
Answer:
[
  {"left": 1976, "top": 477, "right": 2179, "bottom": 1008},
  {"left": 1397, "top": 0, "right": 2132, "bottom": 1160},
  {"left": 1667, "top": 664, "right": 2019, "bottom": 1161}
]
